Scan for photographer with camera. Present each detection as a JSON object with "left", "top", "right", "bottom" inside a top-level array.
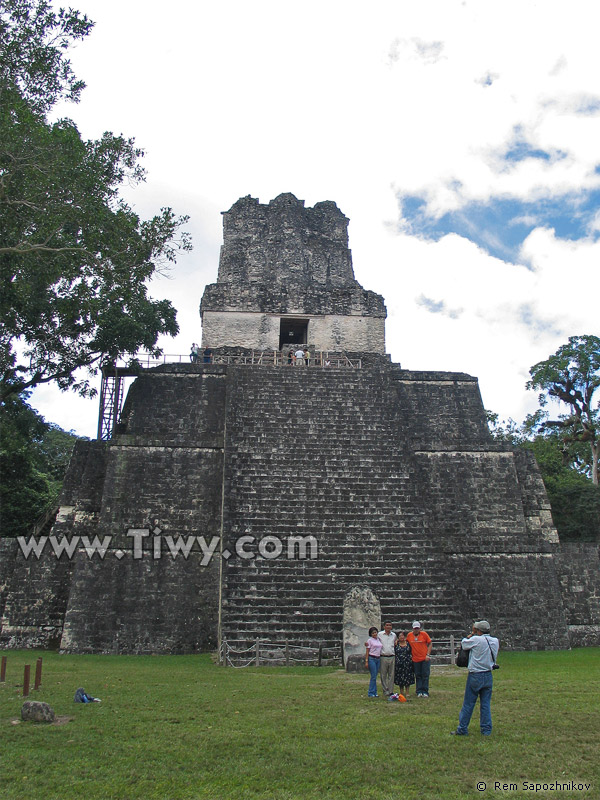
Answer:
[{"left": 451, "top": 620, "right": 499, "bottom": 737}]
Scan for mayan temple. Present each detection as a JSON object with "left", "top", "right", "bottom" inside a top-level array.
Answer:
[{"left": 1, "top": 193, "right": 598, "bottom": 658}]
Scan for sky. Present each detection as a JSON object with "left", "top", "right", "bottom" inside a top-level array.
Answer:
[{"left": 30, "top": 0, "right": 600, "bottom": 438}]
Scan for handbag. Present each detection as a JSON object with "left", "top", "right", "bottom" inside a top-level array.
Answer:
[{"left": 455, "top": 646, "right": 469, "bottom": 667}]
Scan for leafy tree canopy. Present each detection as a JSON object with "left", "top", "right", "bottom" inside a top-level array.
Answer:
[
  {"left": 0, "top": 0, "right": 93, "bottom": 113},
  {"left": 487, "top": 415, "right": 599, "bottom": 542},
  {"left": 0, "top": 0, "right": 191, "bottom": 402},
  {"left": 526, "top": 335, "right": 600, "bottom": 484},
  {"left": 0, "top": 393, "right": 82, "bottom": 536},
  {"left": 524, "top": 434, "right": 600, "bottom": 541}
]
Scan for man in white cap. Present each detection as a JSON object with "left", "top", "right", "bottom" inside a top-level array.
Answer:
[
  {"left": 407, "top": 620, "right": 432, "bottom": 697},
  {"left": 451, "top": 620, "right": 499, "bottom": 736}
]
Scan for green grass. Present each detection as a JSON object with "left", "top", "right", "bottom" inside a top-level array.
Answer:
[{"left": 1, "top": 649, "right": 598, "bottom": 800}]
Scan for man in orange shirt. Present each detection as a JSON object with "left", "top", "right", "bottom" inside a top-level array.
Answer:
[{"left": 407, "top": 620, "right": 432, "bottom": 697}]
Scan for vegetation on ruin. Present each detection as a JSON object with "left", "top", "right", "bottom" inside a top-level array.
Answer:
[
  {"left": 487, "top": 413, "right": 600, "bottom": 542},
  {"left": 487, "top": 334, "right": 600, "bottom": 541},
  {"left": 526, "top": 335, "right": 600, "bottom": 486},
  {"left": 0, "top": 648, "right": 598, "bottom": 799},
  {"left": 0, "top": 0, "right": 190, "bottom": 403},
  {"left": 0, "top": 394, "right": 81, "bottom": 537}
]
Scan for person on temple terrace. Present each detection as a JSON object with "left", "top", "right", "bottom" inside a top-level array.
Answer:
[
  {"left": 451, "top": 620, "right": 499, "bottom": 737},
  {"left": 378, "top": 621, "right": 397, "bottom": 697},
  {"left": 407, "top": 621, "right": 432, "bottom": 697}
]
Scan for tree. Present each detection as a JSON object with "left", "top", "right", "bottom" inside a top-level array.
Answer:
[
  {"left": 0, "top": 0, "right": 191, "bottom": 402},
  {"left": 526, "top": 336, "right": 600, "bottom": 485},
  {"left": 485, "top": 410, "right": 524, "bottom": 446},
  {"left": 0, "top": 393, "right": 82, "bottom": 537},
  {"left": 0, "top": 0, "right": 93, "bottom": 114},
  {"left": 524, "top": 434, "right": 600, "bottom": 541},
  {"left": 487, "top": 408, "right": 599, "bottom": 541}
]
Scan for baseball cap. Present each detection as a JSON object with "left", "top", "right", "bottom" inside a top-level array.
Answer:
[
  {"left": 412, "top": 620, "right": 421, "bottom": 628},
  {"left": 474, "top": 620, "right": 491, "bottom": 633}
]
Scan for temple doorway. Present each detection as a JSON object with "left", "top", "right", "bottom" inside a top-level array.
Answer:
[{"left": 279, "top": 318, "right": 309, "bottom": 351}]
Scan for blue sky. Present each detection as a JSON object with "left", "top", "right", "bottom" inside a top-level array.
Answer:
[
  {"left": 398, "top": 117, "right": 600, "bottom": 262},
  {"left": 399, "top": 187, "right": 600, "bottom": 263}
]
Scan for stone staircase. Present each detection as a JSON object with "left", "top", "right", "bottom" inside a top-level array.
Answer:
[{"left": 220, "top": 364, "right": 465, "bottom": 655}]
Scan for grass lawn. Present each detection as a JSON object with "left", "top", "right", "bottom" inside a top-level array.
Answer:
[{"left": 1, "top": 648, "right": 598, "bottom": 800}]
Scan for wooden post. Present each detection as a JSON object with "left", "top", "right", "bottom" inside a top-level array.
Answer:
[
  {"left": 23, "top": 665, "right": 30, "bottom": 697},
  {"left": 318, "top": 644, "right": 323, "bottom": 667},
  {"left": 285, "top": 640, "right": 290, "bottom": 666},
  {"left": 34, "top": 657, "right": 43, "bottom": 690},
  {"left": 0, "top": 656, "right": 6, "bottom": 682},
  {"left": 450, "top": 635, "right": 455, "bottom": 665},
  {"left": 255, "top": 639, "right": 260, "bottom": 667},
  {"left": 221, "top": 639, "right": 227, "bottom": 666}
]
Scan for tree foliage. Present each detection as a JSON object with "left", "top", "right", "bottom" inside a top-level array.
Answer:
[
  {"left": 487, "top": 336, "right": 600, "bottom": 540},
  {"left": 526, "top": 335, "right": 600, "bottom": 485},
  {"left": 0, "top": 0, "right": 191, "bottom": 402},
  {"left": 485, "top": 411, "right": 525, "bottom": 446},
  {"left": 0, "top": 393, "right": 81, "bottom": 537},
  {"left": 0, "top": 0, "right": 93, "bottom": 113},
  {"left": 487, "top": 415, "right": 599, "bottom": 542},
  {"left": 523, "top": 434, "right": 600, "bottom": 541}
]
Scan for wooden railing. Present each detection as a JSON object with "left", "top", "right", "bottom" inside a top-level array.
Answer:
[
  {"left": 118, "top": 351, "right": 362, "bottom": 369},
  {"left": 220, "top": 637, "right": 461, "bottom": 668},
  {"left": 220, "top": 639, "right": 341, "bottom": 668}
]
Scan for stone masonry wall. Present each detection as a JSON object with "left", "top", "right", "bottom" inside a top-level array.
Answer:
[
  {"left": 219, "top": 362, "right": 570, "bottom": 653},
  {"left": 0, "top": 537, "right": 17, "bottom": 623},
  {"left": 200, "top": 193, "right": 387, "bottom": 353},
  {"left": 59, "top": 366, "right": 226, "bottom": 653},
  {"left": 217, "top": 193, "right": 356, "bottom": 288},
  {"left": 0, "top": 440, "right": 108, "bottom": 649},
  {"left": 201, "top": 311, "right": 385, "bottom": 352},
  {"left": 417, "top": 436, "right": 568, "bottom": 649},
  {"left": 556, "top": 541, "right": 600, "bottom": 646},
  {"left": 0, "top": 359, "right": 582, "bottom": 654},
  {"left": 0, "top": 190, "right": 590, "bottom": 656}
]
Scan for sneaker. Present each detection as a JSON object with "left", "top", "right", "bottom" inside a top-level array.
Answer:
[
  {"left": 421, "top": 692, "right": 429, "bottom": 698},
  {"left": 450, "top": 730, "right": 468, "bottom": 736}
]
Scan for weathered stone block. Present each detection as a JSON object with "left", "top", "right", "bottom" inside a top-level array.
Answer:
[{"left": 21, "top": 701, "right": 55, "bottom": 723}]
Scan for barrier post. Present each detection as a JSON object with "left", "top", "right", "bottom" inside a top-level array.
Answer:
[
  {"left": 34, "top": 657, "right": 43, "bottom": 690},
  {"left": 23, "top": 665, "right": 30, "bottom": 697}
]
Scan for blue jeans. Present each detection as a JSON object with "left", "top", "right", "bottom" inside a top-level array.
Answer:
[
  {"left": 457, "top": 670, "right": 493, "bottom": 734},
  {"left": 368, "top": 656, "right": 380, "bottom": 696},
  {"left": 413, "top": 660, "right": 431, "bottom": 694}
]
